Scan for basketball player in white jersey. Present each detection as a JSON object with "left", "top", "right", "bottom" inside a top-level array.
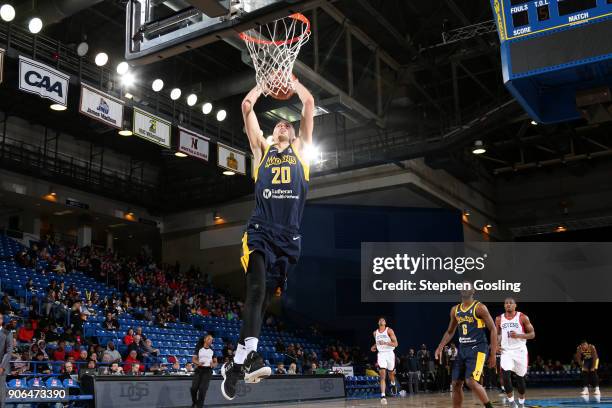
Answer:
[
  {"left": 370, "top": 317, "right": 398, "bottom": 405},
  {"left": 495, "top": 297, "right": 535, "bottom": 408}
]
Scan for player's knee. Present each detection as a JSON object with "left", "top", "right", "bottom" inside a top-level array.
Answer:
[
  {"left": 452, "top": 380, "right": 463, "bottom": 390},
  {"left": 503, "top": 371, "right": 514, "bottom": 392},
  {"left": 515, "top": 376, "right": 526, "bottom": 394}
]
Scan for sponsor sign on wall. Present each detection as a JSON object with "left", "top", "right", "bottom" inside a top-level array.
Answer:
[
  {"left": 178, "top": 127, "right": 210, "bottom": 161},
  {"left": 133, "top": 108, "right": 171, "bottom": 148},
  {"left": 79, "top": 84, "right": 124, "bottom": 129},
  {"left": 18, "top": 56, "right": 69, "bottom": 106},
  {"left": 218, "top": 143, "right": 246, "bottom": 175}
]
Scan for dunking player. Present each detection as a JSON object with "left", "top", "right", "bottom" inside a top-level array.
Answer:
[
  {"left": 435, "top": 286, "right": 498, "bottom": 408},
  {"left": 220, "top": 78, "right": 314, "bottom": 400},
  {"left": 496, "top": 297, "right": 535, "bottom": 408},
  {"left": 576, "top": 340, "right": 601, "bottom": 397},
  {"left": 370, "top": 317, "right": 398, "bottom": 405}
]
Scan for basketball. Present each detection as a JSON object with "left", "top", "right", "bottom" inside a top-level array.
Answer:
[{"left": 270, "top": 73, "right": 297, "bottom": 100}]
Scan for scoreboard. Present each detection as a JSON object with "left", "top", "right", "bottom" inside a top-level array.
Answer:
[
  {"left": 494, "top": 0, "right": 612, "bottom": 41},
  {"left": 490, "top": 0, "right": 612, "bottom": 123}
]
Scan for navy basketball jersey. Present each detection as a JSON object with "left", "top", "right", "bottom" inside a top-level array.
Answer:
[
  {"left": 455, "top": 301, "right": 487, "bottom": 347},
  {"left": 251, "top": 143, "right": 309, "bottom": 231}
]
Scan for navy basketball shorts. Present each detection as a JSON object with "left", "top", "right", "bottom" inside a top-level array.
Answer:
[
  {"left": 240, "top": 219, "right": 301, "bottom": 289},
  {"left": 452, "top": 343, "right": 488, "bottom": 382}
]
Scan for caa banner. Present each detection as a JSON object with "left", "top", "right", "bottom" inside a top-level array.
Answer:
[
  {"left": 178, "top": 126, "right": 210, "bottom": 161},
  {"left": 133, "top": 107, "right": 171, "bottom": 148},
  {"left": 218, "top": 143, "right": 246, "bottom": 175},
  {"left": 18, "top": 56, "right": 69, "bottom": 106},
  {"left": 79, "top": 84, "right": 124, "bottom": 129},
  {"left": 0, "top": 48, "right": 4, "bottom": 85}
]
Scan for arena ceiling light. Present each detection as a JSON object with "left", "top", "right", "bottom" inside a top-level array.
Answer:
[
  {"left": 530, "top": 120, "right": 538, "bottom": 125},
  {"left": 186, "top": 94, "right": 197, "bottom": 106},
  {"left": 472, "top": 140, "right": 486, "bottom": 155},
  {"left": 216, "top": 109, "right": 227, "bottom": 122},
  {"left": 49, "top": 104, "right": 67, "bottom": 111},
  {"left": 223, "top": 170, "right": 235, "bottom": 176},
  {"left": 0, "top": 4, "right": 16, "bottom": 22},
  {"left": 28, "top": 17, "right": 43, "bottom": 34},
  {"left": 174, "top": 152, "right": 188, "bottom": 158},
  {"left": 118, "top": 120, "right": 132, "bottom": 136},
  {"left": 76, "top": 42, "right": 89, "bottom": 57},
  {"left": 121, "top": 72, "right": 135, "bottom": 87},
  {"left": 202, "top": 102, "right": 213, "bottom": 115},
  {"left": 170, "top": 88, "right": 181, "bottom": 100},
  {"left": 94, "top": 52, "right": 108, "bottom": 67},
  {"left": 152, "top": 79, "right": 164, "bottom": 92},
  {"left": 116, "top": 61, "right": 129, "bottom": 75},
  {"left": 304, "top": 144, "right": 322, "bottom": 165}
]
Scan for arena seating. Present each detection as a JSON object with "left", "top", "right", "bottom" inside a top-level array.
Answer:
[
  {"left": 1, "top": 234, "right": 325, "bottom": 367},
  {"left": 344, "top": 376, "right": 381, "bottom": 399}
]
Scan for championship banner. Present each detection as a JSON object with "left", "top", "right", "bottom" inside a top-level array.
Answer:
[
  {"left": 18, "top": 56, "right": 69, "bottom": 106},
  {"left": 0, "top": 48, "right": 4, "bottom": 85},
  {"left": 133, "top": 107, "right": 171, "bottom": 148},
  {"left": 218, "top": 143, "right": 246, "bottom": 175},
  {"left": 79, "top": 83, "right": 124, "bottom": 129},
  {"left": 178, "top": 126, "right": 210, "bottom": 161}
]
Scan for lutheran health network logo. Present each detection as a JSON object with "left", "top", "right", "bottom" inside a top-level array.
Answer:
[{"left": 262, "top": 188, "right": 299, "bottom": 200}]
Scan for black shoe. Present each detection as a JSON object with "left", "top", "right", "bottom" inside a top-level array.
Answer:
[
  {"left": 221, "top": 361, "right": 243, "bottom": 400},
  {"left": 243, "top": 351, "right": 272, "bottom": 384},
  {"left": 390, "top": 384, "right": 398, "bottom": 395}
]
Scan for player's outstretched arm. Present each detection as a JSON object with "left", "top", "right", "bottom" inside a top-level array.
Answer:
[
  {"left": 242, "top": 85, "right": 267, "bottom": 162},
  {"left": 292, "top": 78, "right": 315, "bottom": 147},
  {"left": 477, "top": 303, "right": 498, "bottom": 368},
  {"left": 435, "top": 306, "right": 458, "bottom": 361}
]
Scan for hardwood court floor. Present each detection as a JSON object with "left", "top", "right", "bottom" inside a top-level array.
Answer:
[{"left": 260, "top": 388, "right": 611, "bottom": 407}]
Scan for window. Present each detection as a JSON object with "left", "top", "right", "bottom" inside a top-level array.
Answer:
[
  {"left": 558, "top": 0, "right": 597, "bottom": 16},
  {"left": 512, "top": 10, "right": 530, "bottom": 27}
]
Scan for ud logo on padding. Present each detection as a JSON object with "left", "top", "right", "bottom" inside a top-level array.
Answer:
[
  {"left": 24, "top": 71, "right": 63, "bottom": 97},
  {"left": 263, "top": 189, "right": 272, "bottom": 199},
  {"left": 119, "top": 383, "right": 149, "bottom": 401}
]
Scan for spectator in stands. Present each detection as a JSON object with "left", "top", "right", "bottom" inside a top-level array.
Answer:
[
  {"left": 135, "top": 326, "right": 146, "bottom": 341},
  {"left": 304, "top": 362, "right": 317, "bottom": 375},
  {"left": 0, "top": 296, "right": 13, "bottom": 317},
  {"left": 59, "top": 361, "right": 75, "bottom": 380},
  {"left": 141, "top": 339, "right": 160, "bottom": 362},
  {"left": 17, "top": 321, "right": 34, "bottom": 344},
  {"left": 167, "top": 360, "right": 185, "bottom": 374},
  {"left": 76, "top": 349, "right": 89, "bottom": 370},
  {"left": 44, "top": 323, "right": 60, "bottom": 344},
  {"left": 127, "top": 335, "right": 143, "bottom": 359},
  {"left": 185, "top": 363, "right": 194, "bottom": 373},
  {"left": 129, "top": 363, "right": 142, "bottom": 376},
  {"left": 52, "top": 341, "right": 67, "bottom": 361},
  {"left": 365, "top": 364, "right": 379, "bottom": 377},
  {"left": 123, "top": 328, "right": 135, "bottom": 345},
  {"left": 108, "top": 362, "right": 123, "bottom": 375},
  {"left": 287, "top": 363, "right": 297, "bottom": 375},
  {"left": 102, "top": 341, "right": 122, "bottom": 364},
  {"left": 102, "top": 312, "right": 120, "bottom": 331},
  {"left": 123, "top": 350, "right": 143, "bottom": 373},
  {"left": 37, "top": 340, "right": 49, "bottom": 359},
  {"left": 11, "top": 351, "right": 31, "bottom": 376},
  {"left": 80, "top": 359, "right": 97, "bottom": 379},
  {"left": 34, "top": 351, "right": 51, "bottom": 374},
  {"left": 275, "top": 363, "right": 287, "bottom": 374},
  {"left": 532, "top": 355, "right": 546, "bottom": 371}
]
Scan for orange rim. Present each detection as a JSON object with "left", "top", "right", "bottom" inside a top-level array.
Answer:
[{"left": 239, "top": 13, "right": 310, "bottom": 46}]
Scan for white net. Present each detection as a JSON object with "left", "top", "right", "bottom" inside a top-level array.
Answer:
[{"left": 240, "top": 13, "right": 310, "bottom": 97}]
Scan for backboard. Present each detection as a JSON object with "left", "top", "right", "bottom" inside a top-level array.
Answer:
[{"left": 125, "top": 0, "right": 315, "bottom": 65}]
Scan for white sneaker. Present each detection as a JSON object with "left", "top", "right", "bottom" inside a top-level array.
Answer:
[
  {"left": 594, "top": 387, "right": 601, "bottom": 396},
  {"left": 580, "top": 387, "right": 589, "bottom": 396},
  {"left": 380, "top": 397, "right": 388, "bottom": 405}
]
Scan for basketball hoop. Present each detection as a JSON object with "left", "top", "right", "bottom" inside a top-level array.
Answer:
[{"left": 240, "top": 13, "right": 310, "bottom": 97}]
